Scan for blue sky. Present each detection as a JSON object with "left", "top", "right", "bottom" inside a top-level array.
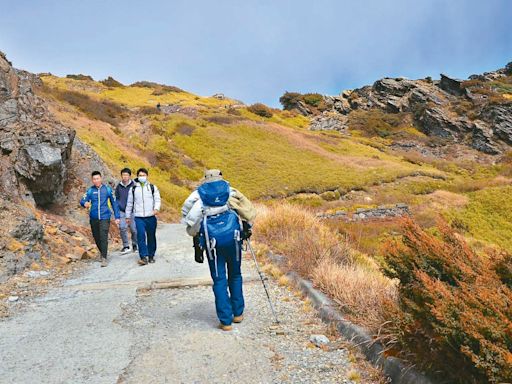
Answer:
[{"left": 1, "top": 0, "right": 511, "bottom": 106}]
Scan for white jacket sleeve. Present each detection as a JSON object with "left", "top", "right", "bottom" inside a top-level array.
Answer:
[
  {"left": 153, "top": 185, "right": 161, "bottom": 211},
  {"left": 184, "top": 199, "right": 203, "bottom": 236},
  {"left": 125, "top": 187, "right": 134, "bottom": 219},
  {"left": 181, "top": 190, "right": 200, "bottom": 218}
]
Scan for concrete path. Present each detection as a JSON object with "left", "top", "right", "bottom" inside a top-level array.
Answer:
[{"left": 0, "top": 224, "right": 364, "bottom": 384}]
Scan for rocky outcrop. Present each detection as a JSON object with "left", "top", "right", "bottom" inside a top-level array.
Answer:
[
  {"left": 302, "top": 62, "right": 512, "bottom": 155},
  {"left": 309, "top": 112, "right": 348, "bottom": 133},
  {"left": 471, "top": 121, "right": 501, "bottom": 154},
  {"left": 439, "top": 74, "right": 465, "bottom": 96},
  {"left": 481, "top": 104, "right": 512, "bottom": 145},
  {"left": 0, "top": 51, "right": 75, "bottom": 206},
  {"left": 317, "top": 203, "right": 410, "bottom": 222},
  {"left": 0, "top": 52, "right": 77, "bottom": 282}
]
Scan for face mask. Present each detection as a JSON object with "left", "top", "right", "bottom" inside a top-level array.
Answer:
[{"left": 138, "top": 176, "right": 147, "bottom": 183}]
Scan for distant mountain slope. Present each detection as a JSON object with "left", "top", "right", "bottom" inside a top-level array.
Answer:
[
  {"left": 35, "top": 66, "right": 512, "bottom": 255},
  {"left": 39, "top": 74, "right": 445, "bottom": 216}
]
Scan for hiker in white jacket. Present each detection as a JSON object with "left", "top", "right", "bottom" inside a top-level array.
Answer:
[{"left": 126, "top": 168, "right": 161, "bottom": 265}]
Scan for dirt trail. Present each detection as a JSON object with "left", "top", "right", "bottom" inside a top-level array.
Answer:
[{"left": 0, "top": 224, "right": 376, "bottom": 384}]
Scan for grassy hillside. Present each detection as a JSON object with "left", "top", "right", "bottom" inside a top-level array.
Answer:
[
  {"left": 39, "top": 75, "right": 512, "bottom": 248},
  {"left": 40, "top": 76, "right": 446, "bottom": 211}
]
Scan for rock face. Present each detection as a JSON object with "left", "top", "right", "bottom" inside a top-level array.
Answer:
[
  {"left": 298, "top": 62, "right": 512, "bottom": 155},
  {"left": 309, "top": 112, "right": 348, "bottom": 133},
  {"left": 0, "top": 52, "right": 77, "bottom": 282},
  {"left": 0, "top": 51, "right": 75, "bottom": 206}
]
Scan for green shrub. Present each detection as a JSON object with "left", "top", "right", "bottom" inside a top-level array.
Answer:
[
  {"left": 247, "top": 103, "right": 273, "bottom": 118},
  {"left": 130, "top": 81, "right": 183, "bottom": 94},
  {"left": 303, "top": 93, "right": 323, "bottom": 107},
  {"left": 279, "top": 91, "right": 329, "bottom": 114},
  {"left": 383, "top": 218, "right": 512, "bottom": 384},
  {"left": 100, "top": 76, "right": 124, "bottom": 87},
  {"left": 279, "top": 91, "right": 303, "bottom": 110},
  {"left": 348, "top": 109, "right": 410, "bottom": 138},
  {"left": 66, "top": 74, "right": 93, "bottom": 81}
]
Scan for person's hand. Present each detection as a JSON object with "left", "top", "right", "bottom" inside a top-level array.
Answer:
[
  {"left": 153, "top": 210, "right": 159, "bottom": 216},
  {"left": 115, "top": 219, "right": 120, "bottom": 226},
  {"left": 126, "top": 218, "right": 130, "bottom": 225},
  {"left": 84, "top": 201, "right": 91, "bottom": 209}
]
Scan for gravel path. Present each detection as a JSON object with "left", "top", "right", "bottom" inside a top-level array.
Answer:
[{"left": 0, "top": 224, "right": 378, "bottom": 384}]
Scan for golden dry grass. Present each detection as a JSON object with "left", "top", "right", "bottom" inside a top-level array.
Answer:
[{"left": 254, "top": 202, "right": 398, "bottom": 331}]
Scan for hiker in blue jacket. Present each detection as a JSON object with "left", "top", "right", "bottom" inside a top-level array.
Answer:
[
  {"left": 80, "top": 171, "right": 121, "bottom": 267},
  {"left": 115, "top": 168, "right": 137, "bottom": 254}
]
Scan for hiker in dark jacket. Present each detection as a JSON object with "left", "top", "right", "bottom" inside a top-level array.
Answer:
[
  {"left": 80, "top": 171, "right": 120, "bottom": 267},
  {"left": 126, "top": 168, "right": 161, "bottom": 266},
  {"left": 115, "top": 168, "right": 137, "bottom": 254}
]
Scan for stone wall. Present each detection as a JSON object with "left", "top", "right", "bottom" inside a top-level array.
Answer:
[{"left": 317, "top": 203, "right": 410, "bottom": 222}]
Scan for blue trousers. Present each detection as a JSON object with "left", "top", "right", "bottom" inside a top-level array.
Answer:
[
  {"left": 134, "top": 216, "right": 157, "bottom": 258},
  {"left": 207, "top": 242, "right": 245, "bottom": 326}
]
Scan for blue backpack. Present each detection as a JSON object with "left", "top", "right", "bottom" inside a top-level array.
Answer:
[{"left": 198, "top": 180, "right": 242, "bottom": 268}]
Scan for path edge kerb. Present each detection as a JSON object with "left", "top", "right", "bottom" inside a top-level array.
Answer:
[{"left": 267, "top": 252, "right": 436, "bottom": 384}]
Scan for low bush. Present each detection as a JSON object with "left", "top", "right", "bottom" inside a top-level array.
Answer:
[
  {"left": 66, "top": 74, "right": 93, "bottom": 81},
  {"left": 382, "top": 218, "right": 512, "bottom": 384},
  {"left": 47, "top": 87, "right": 128, "bottom": 126},
  {"left": 247, "top": 103, "right": 273, "bottom": 118},
  {"left": 139, "top": 106, "right": 161, "bottom": 115},
  {"left": 204, "top": 114, "right": 242, "bottom": 125},
  {"left": 279, "top": 91, "right": 329, "bottom": 114},
  {"left": 302, "top": 93, "right": 323, "bottom": 107},
  {"left": 130, "top": 81, "right": 183, "bottom": 94},
  {"left": 174, "top": 122, "right": 196, "bottom": 136},
  {"left": 348, "top": 109, "right": 411, "bottom": 138},
  {"left": 100, "top": 76, "right": 124, "bottom": 87}
]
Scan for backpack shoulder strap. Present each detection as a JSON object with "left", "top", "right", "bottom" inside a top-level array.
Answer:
[{"left": 150, "top": 184, "right": 155, "bottom": 196}]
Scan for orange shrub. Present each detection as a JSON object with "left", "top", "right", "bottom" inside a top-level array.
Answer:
[{"left": 382, "top": 218, "right": 512, "bottom": 384}]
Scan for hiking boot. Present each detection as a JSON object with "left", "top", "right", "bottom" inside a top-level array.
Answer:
[
  {"left": 120, "top": 247, "right": 130, "bottom": 254},
  {"left": 132, "top": 244, "right": 137, "bottom": 253},
  {"left": 218, "top": 323, "right": 233, "bottom": 331},
  {"left": 148, "top": 256, "right": 155, "bottom": 263},
  {"left": 100, "top": 258, "right": 108, "bottom": 267},
  {"left": 138, "top": 257, "right": 148, "bottom": 266},
  {"left": 233, "top": 315, "right": 244, "bottom": 323}
]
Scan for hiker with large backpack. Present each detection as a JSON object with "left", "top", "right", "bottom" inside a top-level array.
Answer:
[
  {"left": 80, "top": 171, "right": 121, "bottom": 267},
  {"left": 125, "top": 168, "right": 161, "bottom": 266},
  {"left": 115, "top": 168, "right": 138, "bottom": 254},
  {"left": 182, "top": 169, "right": 256, "bottom": 331}
]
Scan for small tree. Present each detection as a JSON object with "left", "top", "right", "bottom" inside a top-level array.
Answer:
[{"left": 279, "top": 91, "right": 302, "bottom": 110}]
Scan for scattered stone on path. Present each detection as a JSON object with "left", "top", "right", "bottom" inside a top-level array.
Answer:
[
  {"left": 7, "top": 296, "right": 19, "bottom": 302},
  {"left": 310, "top": 334, "right": 330, "bottom": 347}
]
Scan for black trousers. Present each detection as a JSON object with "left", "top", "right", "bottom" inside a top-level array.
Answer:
[{"left": 90, "top": 219, "right": 110, "bottom": 258}]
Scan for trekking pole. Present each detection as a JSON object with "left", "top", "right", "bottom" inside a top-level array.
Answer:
[{"left": 247, "top": 239, "right": 280, "bottom": 324}]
